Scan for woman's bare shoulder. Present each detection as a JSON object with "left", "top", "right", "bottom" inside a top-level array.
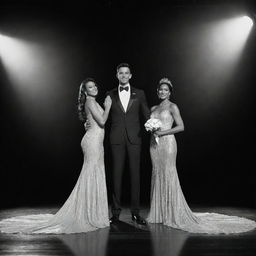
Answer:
[{"left": 169, "top": 102, "right": 180, "bottom": 113}]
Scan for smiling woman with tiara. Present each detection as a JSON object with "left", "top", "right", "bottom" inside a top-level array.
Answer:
[{"left": 146, "top": 77, "right": 256, "bottom": 234}]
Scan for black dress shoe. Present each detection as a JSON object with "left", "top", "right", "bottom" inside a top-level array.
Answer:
[
  {"left": 131, "top": 214, "right": 146, "bottom": 225},
  {"left": 109, "top": 215, "right": 119, "bottom": 224}
]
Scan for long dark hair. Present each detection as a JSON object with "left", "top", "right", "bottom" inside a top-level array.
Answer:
[{"left": 77, "top": 78, "right": 97, "bottom": 122}]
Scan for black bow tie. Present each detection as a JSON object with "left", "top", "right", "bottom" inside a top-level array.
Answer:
[{"left": 119, "top": 86, "right": 129, "bottom": 92}]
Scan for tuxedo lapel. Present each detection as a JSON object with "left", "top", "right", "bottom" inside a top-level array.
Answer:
[
  {"left": 113, "top": 88, "right": 126, "bottom": 113},
  {"left": 126, "top": 87, "right": 136, "bottom": 113}
]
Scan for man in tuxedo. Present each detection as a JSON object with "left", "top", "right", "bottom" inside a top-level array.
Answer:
[{"left": 107, "top": 63, "right": 150, "bottom": 225}]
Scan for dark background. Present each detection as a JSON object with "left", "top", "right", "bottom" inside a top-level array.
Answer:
[{"left": 1, "top": 0, "right": 255, "bottom": 210}]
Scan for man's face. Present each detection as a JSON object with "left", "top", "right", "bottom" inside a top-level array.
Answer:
[{"left": 117, "top": 67, "right": 132, "bottom": 85}]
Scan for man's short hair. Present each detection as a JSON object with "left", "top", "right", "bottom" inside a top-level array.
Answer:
[{"left": 116, "top": 63, "right": 131, "bottom": 73}]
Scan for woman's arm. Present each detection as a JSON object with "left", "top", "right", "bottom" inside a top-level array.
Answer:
[
  {"left": 150, "top": 105, "right": 157, "bottom": 113},
  {"left": 86, "top": 97, "right": 112, "bottom": 128},
  {"left": 155, "top": 104, "right": 184, "bottom": 137}
]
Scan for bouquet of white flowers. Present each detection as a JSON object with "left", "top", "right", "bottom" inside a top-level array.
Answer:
[{"left": 144, "top": 118, "right": 162, "bottom": 144}]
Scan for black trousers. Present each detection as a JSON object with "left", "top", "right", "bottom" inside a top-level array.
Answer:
[{"left": 111, "top": 133, "right": 141, "bottom": 216}]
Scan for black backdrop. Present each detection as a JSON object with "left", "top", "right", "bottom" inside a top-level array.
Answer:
[{"left": 1, "top": 0, "right": 255, "bottom": 209}]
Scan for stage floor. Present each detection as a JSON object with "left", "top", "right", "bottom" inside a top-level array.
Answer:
[{"left": 0, "top": 206, "right": 256, "bottom": 256}]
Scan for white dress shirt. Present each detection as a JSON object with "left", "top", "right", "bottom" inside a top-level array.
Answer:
[{"left": 118, "top": 84, "right": 131, "bottom": 112}]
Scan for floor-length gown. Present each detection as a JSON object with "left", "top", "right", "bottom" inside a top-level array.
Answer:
[
  {"left": 147, "top": 109, "right": 256, "bottom": 234},
  {"left": 0, "top": 103, "right": 109, "bottom": 234}
]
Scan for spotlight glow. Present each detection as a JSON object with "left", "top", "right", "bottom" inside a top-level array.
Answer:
[
  {"left": 0, "top": 32, "right": 65, "bottom": 116},
  {"left": 219, "top": 16, "right": 253, "bottom": 49},
  {"left": 241, "top": 16, "right": 253, "bottom": 29},
  {"left": 187, "top": 14, "right": 254, "bottom": 98},
  {"left": 229, "top": 16, "right": 254, "bottom": 41},
  {"left": 0, "top": 34, "right": 41, "bottom": 87},
  {"left": 201, "top": 15, "right": 254, "bottom": 68}
]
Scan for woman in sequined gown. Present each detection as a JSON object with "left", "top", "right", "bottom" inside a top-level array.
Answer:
[
  {"left": 147, "top": 78, "right": 256, "bottom": 234},
  {"left": 0, "top": 78, "right": 112, "bottom": 234}
]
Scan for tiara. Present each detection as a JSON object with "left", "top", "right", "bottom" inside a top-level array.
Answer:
[{"left": 159, "top": 78, "right": 173, "bottom": 87}]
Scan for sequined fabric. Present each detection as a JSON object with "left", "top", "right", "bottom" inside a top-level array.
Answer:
[
  {"left": 147, "top": 108, "right": 256, "bottom": 234},
  {"left": 0, "top": 103, "right": 109, "bottom": 234}
]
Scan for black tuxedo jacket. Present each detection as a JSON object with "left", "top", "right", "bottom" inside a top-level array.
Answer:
[{"left": 107, "top": 86, "right": 150, "bottom": 145}]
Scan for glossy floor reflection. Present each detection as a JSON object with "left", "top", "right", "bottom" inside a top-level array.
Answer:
[
  {"left": 58, "top": 228, "right": 110, "bottom": 256},
  {"left": 0, "top": 207, "right": 256, "bottom": 256}
]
